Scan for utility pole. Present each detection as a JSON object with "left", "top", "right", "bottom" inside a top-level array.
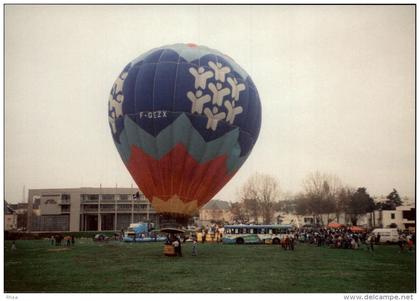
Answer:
[
  {"left": 98, "top": 184, "right": 102, "bottom": 231},
  {"left": 114, "top": 183, "right": 118, "bottom": 232}
]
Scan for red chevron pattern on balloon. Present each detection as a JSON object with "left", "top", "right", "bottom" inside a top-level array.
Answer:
[{"left": 126, "top": 144, "right": 236, "bottom": 215}]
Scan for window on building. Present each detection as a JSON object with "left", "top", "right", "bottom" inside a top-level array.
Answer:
[
  {"left": 84, "top": 205, "right": 98, "bottom": 210},
  {"left": 102, "top": 194, "right": 115, "bottom": 200},
  {"left": 403, "top": 208, "right": 415, "bottom": 221},
  {"left": 45, "top": 199, "right": 57, "bottom": 205},
  {"left": 119, "top": 194, "right": 129, "bottom": 200},
  {"left": 61, "top": 194, "right": 71, "bottom": 200},
  {"left": 33, "top": 197, "right": 41, "bottom": 208},
  {"left": 304, "top": 217, "right": 314, "bottom": 224},
  {"left": 100, "top": 204, "right": 115, "bottom": 209},
  {"left": 88, "top": 194, "right": 99, "bottom": 201},
  {"left": 391, "top": 213, "right": 395, "bottom": 219}
]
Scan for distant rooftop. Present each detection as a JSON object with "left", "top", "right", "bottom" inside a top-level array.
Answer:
[
  {"left": 201, "top": 199, "right": 230, "bottom": 210},
  {"left": 4, "top": 201, "right": 16, "bottom": 214}
]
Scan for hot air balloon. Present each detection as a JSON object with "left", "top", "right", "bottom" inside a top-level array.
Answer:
[{"left": 108, "top": 43, "right": 261, "bottom": 228}]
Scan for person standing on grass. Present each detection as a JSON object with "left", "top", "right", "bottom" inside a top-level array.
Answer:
[
  {"left": 192, "top": 238, "right": 198, "bottom": 256},
  {"left": 289, "top": 234, "right": 295, "bottom": 251},
  {"left": 71, "top": 235, "right": 75, "bottom": 246},
  {"left": 202, "top": 230, "right": 206, "bottom": 243},
  {"left": 398, "top": 235, "right": 406, "bottom": 253},
  {"left": 50, "top": 235, "right": 55, "bottom": 246},
  {"left": 172, "top": 238, "right": 179, "bottom": 255},
  {"left": 350, "top": 238, "right": 356, "bottom": 249},
  {"left": 11, "top": 241, "right": 16, "bottom": 251},
  {"left": 177, "top": 237, "right": 183, "bottom": 257},
  {"left": 367, "top": 235, "right": 374, "bottom": 252},
  {"left": 173, "top": 237, "right": 182, "bottom": 257},
  {"left": 283, "top": 235, "right": 290, "bottom": 250},
  {"left": 407, "top": 236, "right": 414, "bottom": 252},
  {"left": 366, "top": 235, "right": 371, "bottom": 251}
]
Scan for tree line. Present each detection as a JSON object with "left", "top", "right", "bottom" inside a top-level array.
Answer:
[{"left": 229, "top": 171, "right": 403, "bottom": 226}]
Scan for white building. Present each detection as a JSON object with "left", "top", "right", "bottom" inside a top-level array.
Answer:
[
  {"left": 276, "top": 205, "right": 415, "bottom": 230},
  {"left": 27, "top": 187, "right": 158, "bottom": 232},
  {"left": 4, "top": 202, "right": 17, "bottom": 231},
  {"left": 378, "top": 206, "right": 415, "bottom": 230}
]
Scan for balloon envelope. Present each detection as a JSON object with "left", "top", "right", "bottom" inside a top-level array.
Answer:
[{"left": 108, "top": 43, "right": 261, "bottom": 218}]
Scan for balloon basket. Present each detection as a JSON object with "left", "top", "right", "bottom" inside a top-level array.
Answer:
[{"left": 163, "top": 244, "right": 176, "bottom": 256}]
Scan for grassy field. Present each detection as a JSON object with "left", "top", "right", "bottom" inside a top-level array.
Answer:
[{"left": 4, "top": 239, "right": 416, "bottom": 293}]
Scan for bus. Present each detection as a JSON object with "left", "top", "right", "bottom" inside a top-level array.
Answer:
[{"left": 223, "top": 224, "right": 294, "bottom": 244}]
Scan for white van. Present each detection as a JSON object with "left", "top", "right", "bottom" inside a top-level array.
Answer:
[{"left": 371, "top": 228, "right": 399, "bottom": 243}]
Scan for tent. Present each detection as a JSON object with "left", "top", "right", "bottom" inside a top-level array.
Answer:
[
  {"left": 349, "top": 226, "right": 366, "bottom": 233},
  {"left": 327, "top": 222, "right": 345, "bottom": 229}
]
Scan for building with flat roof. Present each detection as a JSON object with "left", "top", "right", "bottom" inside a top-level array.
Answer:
[
  {"left": 379, "top": 206, "right": 415, "bottom": 230},
  {"left": 27, "top": 187, "right": 158, "bottom": 232},
  {"left": 4, "top": 201, "right": 17, "bottom": 231}
]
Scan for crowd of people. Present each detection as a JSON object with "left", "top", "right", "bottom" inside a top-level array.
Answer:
[
  {"left": 295, "top": 228, "right": 367, "bottom": 249},
  {"left": 199, "top": 225, "right": 223, "bottom": 243},
  {"left": 289, "top": 227, "right": 415, "bottom": 252},
  {"left": 397, "top": 233, "right": 415, "bottom": 252}
]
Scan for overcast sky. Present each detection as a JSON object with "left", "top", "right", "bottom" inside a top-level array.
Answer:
[{"left": 5, "top": 5, "right": 415, "bottom": 203}]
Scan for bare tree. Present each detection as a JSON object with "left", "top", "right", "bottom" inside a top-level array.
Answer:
[
  {"left": 303, "top": 171, "right": 342, "bottom": 197},
  {"left": 301, "top": 171, "right": 342, "bottom": 225},
  {"left": 240, "top": 173, "right": 281, "bottom": 224},
  {"left": 243, "top": 198, "right": 260, "bottom": 223},
  {"left": 229, "top": 202, "right": 249, "bottom": 224}
]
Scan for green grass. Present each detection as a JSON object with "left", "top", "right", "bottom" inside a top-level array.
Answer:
[{"left": 4, "top": 239, "right": 416, "bottom": 293}]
